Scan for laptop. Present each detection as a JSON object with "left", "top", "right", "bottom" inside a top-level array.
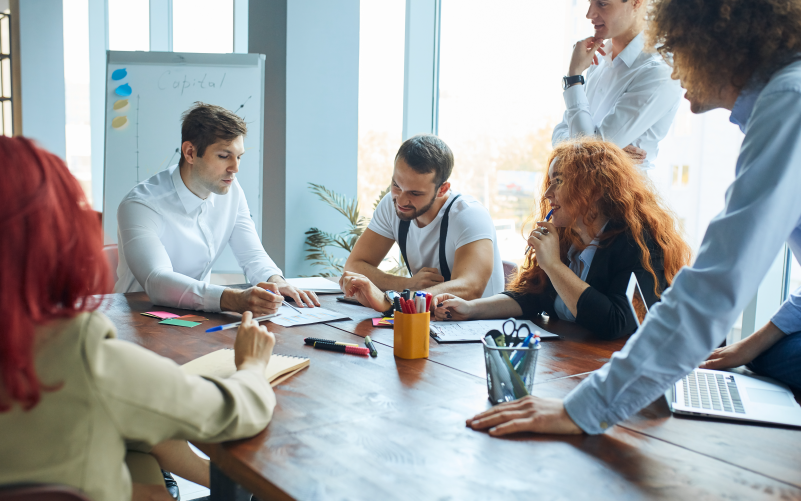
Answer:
[{"left": 625, "top": 273, "right": 801, "bottom": 427}]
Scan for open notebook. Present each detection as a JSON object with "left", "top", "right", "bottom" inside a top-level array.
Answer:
[{"left": 181, "top": 349, "right": 309, "bottom": 387}]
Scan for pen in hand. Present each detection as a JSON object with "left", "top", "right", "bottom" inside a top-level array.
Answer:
[{"left": 524, "top": 208, "right": 555, "bottom": 255}]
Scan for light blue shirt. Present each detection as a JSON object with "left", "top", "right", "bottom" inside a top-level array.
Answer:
[
  {"left": 563, "top": 60, "right": 801, "bottom": 434},
  {"left": 554, "top": 234, "right": 603, "bottom": 322}
]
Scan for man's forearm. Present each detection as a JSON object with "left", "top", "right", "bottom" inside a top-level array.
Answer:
[
  {"left": 346, "top": 260, "right": 410, "bottom": 291},
  {"left": 750, "top": 321, "right": 786, "bottom": 353},
  {"left": 424, "top": 277, "right": 484, "bottom": 300}
]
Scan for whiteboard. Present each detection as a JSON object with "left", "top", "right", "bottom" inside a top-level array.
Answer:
[{"left": 103, "top": 51, "right": 265, "bottom": 273}]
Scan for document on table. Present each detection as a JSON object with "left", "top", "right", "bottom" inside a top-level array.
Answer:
[
  {"left": 269, "top": 305, "right": 350, "bottom": 327},
  {"left": 429, "top": 319, "right": 560, "bottom": 344},
  {"left": 286, "top": 277, "right": 342, "bottom": 294}
]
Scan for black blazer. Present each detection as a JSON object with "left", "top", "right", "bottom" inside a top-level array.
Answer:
[{"left": 502, "top": 225, "right": 667, "bottom": 340}]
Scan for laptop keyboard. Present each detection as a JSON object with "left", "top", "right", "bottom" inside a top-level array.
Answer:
[{"left": 681, "top": 371, "right": 745, "bottom": 414}]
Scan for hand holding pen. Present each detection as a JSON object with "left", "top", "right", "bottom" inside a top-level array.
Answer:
[
  {"left": 430, "top": 293, "right": 474, "bottom": 321},
  {"left": 524, "top": 208, "right": 554, "bottom": 256}
]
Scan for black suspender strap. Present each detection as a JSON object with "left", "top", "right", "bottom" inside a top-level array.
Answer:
[
  {"left": 397, "top": 194, "right": 461, "bottom": 281},
  {"left": 438, "top": 194, "right": 461, "bottom": 282},
  {"left": 398, "top": 219, "right": 413, "bottom": 278}
]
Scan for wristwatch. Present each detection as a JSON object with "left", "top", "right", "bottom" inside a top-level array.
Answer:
[
  {"left": 383, "top": 290, "right": 400, "bottom": 317},
  {"left": 563, "top": 75, "right": 585, "bottom": 90}
]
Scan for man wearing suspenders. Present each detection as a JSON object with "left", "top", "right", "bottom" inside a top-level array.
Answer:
[{"left": 340, "top": 134, "right": 505, "bottom": 314}]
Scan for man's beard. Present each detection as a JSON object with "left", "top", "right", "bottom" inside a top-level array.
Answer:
[{"left": 393, "top": 193, "right": 437, "bottom": 221}]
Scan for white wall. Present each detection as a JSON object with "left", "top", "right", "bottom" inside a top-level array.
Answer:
[{"left": 17, "top": 0, "right": 67, "bottom": 159}]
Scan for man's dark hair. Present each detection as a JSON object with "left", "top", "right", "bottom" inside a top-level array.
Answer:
[
  {"left": 647, "top": 0, "right": 801, "bottom": 101},
  {"left": 179, "top": 102, "right": 247, "bottom": 167},
  {"left": 394, "top": 134, "right": 454, "bottom": 187}
]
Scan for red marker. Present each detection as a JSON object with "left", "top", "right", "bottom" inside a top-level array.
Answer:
[{"left": 425, "top": 293, "right": 432, "bottom": 312}]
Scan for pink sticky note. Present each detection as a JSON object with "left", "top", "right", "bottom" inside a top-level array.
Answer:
[{"left": 145, "top": 311, "right": 180, "bottom": 319}]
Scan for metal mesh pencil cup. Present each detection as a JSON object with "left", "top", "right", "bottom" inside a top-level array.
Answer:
[{"left": 481, "top": 338, "right": 541, "bottom": 405}]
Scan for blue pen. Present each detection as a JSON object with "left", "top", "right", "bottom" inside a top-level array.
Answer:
[
  {"left": 525, "top": 208, "right": 555, "bottom": 255},
  {"left": 205, "top": 313, "right": 280, "bottom": 333},
  {"left": 509, "top": 332, "right": 535, "bottom": 367}
]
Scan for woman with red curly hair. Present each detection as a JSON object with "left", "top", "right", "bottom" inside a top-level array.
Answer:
[
  {"left": 0, "top": 136, "right": 278, "bottom": 500},
  {"left": 433, "top": 137, "right": 691, "bottom": 340}
]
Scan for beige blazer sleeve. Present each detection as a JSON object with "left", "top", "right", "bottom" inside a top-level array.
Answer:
[{"left": 83, "top": 313, "right": 276, "bottom": 446}]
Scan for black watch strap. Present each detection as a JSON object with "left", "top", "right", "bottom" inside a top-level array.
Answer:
[{"left": 563, "top": 75, "right": 584, "bottom": 90}]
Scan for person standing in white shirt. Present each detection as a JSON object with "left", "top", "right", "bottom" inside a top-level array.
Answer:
[
  {"left": 553, "top": 0, "right": 682, "bottom": 169},
  {"left": 339, "top": 134, "right": 504, "bottom": 314},
  {"left": 466, "top": 0, "right": 801, "bottom": 436},
  {"left": 115, "top": 103, "right": 319, "bottom": 313}
]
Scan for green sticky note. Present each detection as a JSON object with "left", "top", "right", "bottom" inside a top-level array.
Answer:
[{"left": 159, "top": 319, "right": 201, "bottom": 328}]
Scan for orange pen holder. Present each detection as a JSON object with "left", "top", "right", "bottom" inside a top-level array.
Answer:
[{"left": 393, "top": 311, "right": 430, "bottom": 359}]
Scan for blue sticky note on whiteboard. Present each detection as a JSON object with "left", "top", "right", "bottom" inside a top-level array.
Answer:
[
  {"left": 111, "top": 68, "right": 127, "bottom": 80},
  {"left": 115, "top": 83, "right": 132, "bottom": 97}
]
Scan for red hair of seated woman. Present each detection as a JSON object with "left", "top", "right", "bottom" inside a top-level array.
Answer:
[{"left": 0, "top": 136, "right": 110, "bottom": 411}]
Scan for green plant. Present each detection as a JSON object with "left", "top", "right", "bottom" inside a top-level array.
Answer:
[{"left": 304, "top": 183, "right": 406, "bottom": 277}]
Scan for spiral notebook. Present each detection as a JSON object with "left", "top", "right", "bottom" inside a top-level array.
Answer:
[{"left": 181, "top": 349, "right": 310, "bottom": 387}]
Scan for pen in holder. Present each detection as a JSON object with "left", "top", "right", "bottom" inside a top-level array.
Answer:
[{"left": 393, "top": 310, "right": 430, "bottom": 359}]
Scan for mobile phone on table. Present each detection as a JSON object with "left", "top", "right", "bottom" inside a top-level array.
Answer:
[{"left": 336, "top": 296, "right": 362, "bottom": 305}]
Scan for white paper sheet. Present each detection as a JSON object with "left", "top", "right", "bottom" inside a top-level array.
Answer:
[
  {"left": 286, "top": 277, "right": 342, "bottom": 293},
  {"left": 429, "top": 319, "right": 560, "bottom": 343},
  {"left": 269, "top": 305, "right": 350, "bottom": 327}
]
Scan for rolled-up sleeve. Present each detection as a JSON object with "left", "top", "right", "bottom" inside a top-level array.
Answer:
[
  {"left": 117, "top": 198, "right": 226, "bottom": 311},
  {"left": 563, "top": 86, "right": 801, "bottom": 434},
  {"left": 85, "top": 313, "right": 275, "bottom": 445},
  {"left": 772, "top": 285, "right": 801, "bottom": 335},
  {"left": 562, "top": 63, "right": 681, "bottom": 150}
]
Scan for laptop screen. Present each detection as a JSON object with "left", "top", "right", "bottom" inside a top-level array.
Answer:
[{"left": 626, "top": 273, "right": 648, "bottom": 327}]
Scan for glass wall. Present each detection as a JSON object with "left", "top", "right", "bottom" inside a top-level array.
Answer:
[
  {"left": 108, "top": 0, "right": 149, "bottom": 51},
  {"left": 356, "top": 0, "right": 405, "bottom": 217},
  {"left": 437, "top": 0, "right": 744, "bottom": 265},
  {"left": 173, "top": 0, "right": 234, "bottom": 53},
  {"left": 63, "top": 0, "right": 93, "bottom": 202},
  {"left": 437, "top": 0, "right": 588, "bottom": 263}
]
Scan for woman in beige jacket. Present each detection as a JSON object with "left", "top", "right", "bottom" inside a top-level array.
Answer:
[{"left": 0, "top": 136, "right": 278, "bottom": 500}]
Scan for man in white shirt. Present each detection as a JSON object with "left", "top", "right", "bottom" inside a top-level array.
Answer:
[
  {"left": 553, "top": 0, "right": 682, "bottom": 169},
  {"left": 115, "top": 102, "right": 319, "bottom": 314},
  {"left": 340, "top": 134, "right": 504, "bottom": 313}
]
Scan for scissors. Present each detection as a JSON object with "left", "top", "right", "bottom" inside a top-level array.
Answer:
[{"left": 502, "top": 319, "right": 532, "bottom": 348}]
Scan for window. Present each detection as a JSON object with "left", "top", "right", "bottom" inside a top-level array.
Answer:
[
  {"left": 437, "top": 0, "right": 591, "bottom": 264},
  {"left": 0, "top": 11, "right": 12, "bottom": 137},
  {"left": 789, "top": 249, "right": 801, "bottom": 300},
  {"left": 649, "top": 102, "right": 744, "bottom": 252},
  {"left": 356, "top": 0, "right": 405, "bottom": 216},
  {"left": 173, "top": 0, "right": 234, "bottom": 53},
  {"left": 671, "top": 164, "right": 689, "bottom": 188},
  {"left": 108, "top": 0, "right": 149, "bottom": 51},
  {"left": 63, "top": 0, "right": 93, "bottom": 202}
]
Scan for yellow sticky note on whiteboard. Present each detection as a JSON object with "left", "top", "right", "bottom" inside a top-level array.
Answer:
[{"left": 112, "top": 116, "right": 128, "bottom": 129}]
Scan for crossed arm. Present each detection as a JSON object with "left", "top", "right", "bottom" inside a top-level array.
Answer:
[{"left": 340, "top": 229, "right": 495, "bottom": 312}]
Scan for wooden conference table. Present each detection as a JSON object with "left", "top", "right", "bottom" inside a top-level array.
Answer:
[{"left": 101, "top": 291, "right": 801, "bottom": 500}]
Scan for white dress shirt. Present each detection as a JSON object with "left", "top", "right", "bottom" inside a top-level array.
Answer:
[
  {"left": 563, "top": 60, "right": 801, "bottom": 434},
  {"left": 114, "top": 164, "right": 282, "bottom": 311},
  {"left": 552, "top": 32, "right": 683, "bottom": 170}
]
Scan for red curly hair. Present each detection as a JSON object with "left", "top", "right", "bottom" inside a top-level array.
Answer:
[
  {"left": 509, "top": 137, "right": 691, "bottom": 297},
  {"left": 0, "top": 137, "right": 110, "bottom": 411}
]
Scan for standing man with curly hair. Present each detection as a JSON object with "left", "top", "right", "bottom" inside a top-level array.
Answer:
[
  {"left": 553, "top": 0, "right": 683, "bottom": 169},
  {"left": 468, "top": 0, "right": 801, "bottom": 435}
]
